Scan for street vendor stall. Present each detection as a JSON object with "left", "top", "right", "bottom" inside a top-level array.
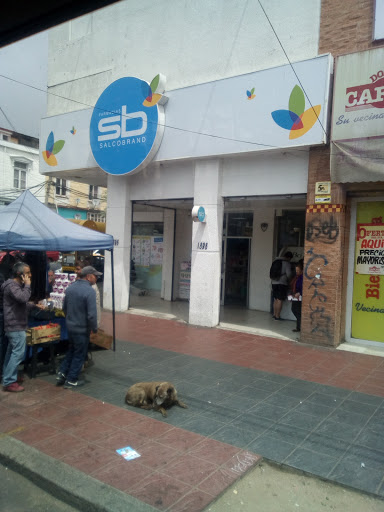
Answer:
[{"left": 0, "top": 191, "right": 116, "bottom": 375}]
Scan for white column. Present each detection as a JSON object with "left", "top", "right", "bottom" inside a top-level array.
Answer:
[
  {"left": 161, "top": 209, "right": 175, "bottom": 301},
  {"left": 103, "top": 175, "right": 132, "bottom": 311},
  {"left": 189, "top": 159, "right": 223, "bottom": 327}
]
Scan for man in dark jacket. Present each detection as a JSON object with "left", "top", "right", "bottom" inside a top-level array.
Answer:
[
  {"left": 0, "top": 271, "right": 6, "bottom": 380},
  {"left": 1, "top": 262, "right": 32, "bottom": 392},
  {"left": 56, "top": 266, "right": 100, "bottom": 388}
]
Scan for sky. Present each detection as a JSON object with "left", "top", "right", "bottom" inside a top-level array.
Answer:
[{"left": 0, "top": 31, "right": 48, "bottom": 139}]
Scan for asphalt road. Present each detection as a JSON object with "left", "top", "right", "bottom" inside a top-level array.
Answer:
[{"left": 0, "top": 463, "right": 80, "bottom": 512}]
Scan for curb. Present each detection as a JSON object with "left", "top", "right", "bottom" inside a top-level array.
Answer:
[{"left": 0, "top": 436, "right": 157, "bottom": 512}]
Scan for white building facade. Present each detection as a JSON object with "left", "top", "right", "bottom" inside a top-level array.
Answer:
[
  {"left": 0, "top": 130, "right": 45, "bottom": 206},
  {"left": 41, "top": 0, "right": 331, "bottom": 328}
]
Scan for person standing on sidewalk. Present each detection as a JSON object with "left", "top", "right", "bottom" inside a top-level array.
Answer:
[
  {"left": 270, "top": 251, "right": 293, "bottom": 321},
  {"left": 56, "top": 266, "right": 100, "bottom": 389},
  {"left": 290, "top": 259, "right": 303, "bottom": 332},
  {"left": 0, "top": 272, "right": 7, "bottom": 382},
  {"left": 1, "top": 262, "right": 32, "bottom": 392}
]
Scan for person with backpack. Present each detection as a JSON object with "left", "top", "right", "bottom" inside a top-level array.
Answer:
[{"left": 270, "top": 251, "right": 293, "bottom": 321}]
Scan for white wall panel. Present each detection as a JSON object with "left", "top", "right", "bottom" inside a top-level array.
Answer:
[{"left": 222, "top": 151, "right": 309, "bottom": 197}]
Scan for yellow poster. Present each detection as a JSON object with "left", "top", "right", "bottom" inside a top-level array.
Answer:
[{"left": 351, "top": 202, "right": 384, "bottom": 342}]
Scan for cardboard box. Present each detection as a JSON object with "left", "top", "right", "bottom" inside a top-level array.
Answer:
[
  {"left": 90, "top": 329, "right": 113, "bottom": 350},
  {"left": 26, "top": 323, "right": 61, "bottom": 346}
]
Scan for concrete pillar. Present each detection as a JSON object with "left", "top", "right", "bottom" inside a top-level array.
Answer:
[
  {"left": 103, "top": 175, "right": 132, "bottom": 312},
  {"left": 161, "top": 208, "right": 175, "bottom": 301},
  {"left": 189, "top": 159, "right": 223, "bottom": 327}
]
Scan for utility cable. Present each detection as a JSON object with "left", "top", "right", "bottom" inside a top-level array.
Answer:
[
  {"left": 0, "top": 74, "right": 288, "bottom": 151},
  {"left": 0, "top": 105, "right": 16, "bottom": 131},
  {"left": 257, "top": 0, "right": 328, "bottom": 137},
  {"left": 0, "top": 4, "right": 329, "bottom": 152}
]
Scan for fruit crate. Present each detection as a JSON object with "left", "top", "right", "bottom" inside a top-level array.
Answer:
[{"left": 26, "top": 323, "right": 61, "bottom": 345}]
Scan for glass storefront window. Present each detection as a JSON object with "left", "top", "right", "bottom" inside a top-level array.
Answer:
[
  {"left": 226, "top": 212, "right": 253, "bottom": 237},
  {"left": 132, "top": 222, "right": 164, "bottom": 236},
  {"left": 276, "top": 210, "right": 305, "bottom": 256}
]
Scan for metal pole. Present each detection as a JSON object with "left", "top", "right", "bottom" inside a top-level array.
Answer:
[{"left": 110, "top": 248, "right": 116, "bottom": 351}]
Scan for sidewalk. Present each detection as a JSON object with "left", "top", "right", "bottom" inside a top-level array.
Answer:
[{"left": 1, "top": 311, "right": 384, "bottom": 511}]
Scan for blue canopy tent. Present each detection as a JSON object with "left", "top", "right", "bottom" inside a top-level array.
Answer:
[{"left": 0, "top": 190, "right": 116, "bottom": 350}]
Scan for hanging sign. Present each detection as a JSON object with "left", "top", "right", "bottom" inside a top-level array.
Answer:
[
  {"left": 192, "top": 206, "right": 206, "bottom": 223},
  {"left": 89, "top": 75, "right": 167, "bottom": 176}
]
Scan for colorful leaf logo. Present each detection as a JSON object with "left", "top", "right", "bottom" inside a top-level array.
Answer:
[
  {"left": 42, "top": 131, "right": 65, "bottom": 166},
  {"left": 246, "top": 87, "right": 255, "bottom": 100},
  {"left": 271, "top": 85, "right": 321, "bottom": 139},
  {"left": 142, "top": 74, "right": 164, "bottom": 107},
  {"left": 70, "top": 126, "right": 76, "bottom": 135}
]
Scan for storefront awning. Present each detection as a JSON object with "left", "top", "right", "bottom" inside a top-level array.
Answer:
[{"left": 331, "top": 137, "right": 384, "bottom": 183}]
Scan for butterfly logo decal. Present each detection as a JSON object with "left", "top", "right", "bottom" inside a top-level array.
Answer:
[
  {"left": 246, "top": 87, "right": 255, "bottom": 100},
  {"left": 42, "top": 131, "right": 65, "bottom": 166},
  {"left": 271, "top": 85, "right": 321, "bottom": 139},
  {"left": 142, "top": 74, "right": 166, "bottom": 107}
]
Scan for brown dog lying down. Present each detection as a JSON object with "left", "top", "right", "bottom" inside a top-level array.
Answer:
[{"left": 125, "top": 381, "right": 188, "bottom": 417}]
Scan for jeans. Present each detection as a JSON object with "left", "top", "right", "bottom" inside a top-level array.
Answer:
[
  {"left": 0, "top": 312, "right": 8, "bottom": 377},
  {"left": 59, "top": 332, "right": 89, "bottom": 382},
  {"left": 2, "top": 331, "right": 26, "bottom": 387}
]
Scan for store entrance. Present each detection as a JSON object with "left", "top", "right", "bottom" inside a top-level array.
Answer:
[
  {"left": 223, "top": 237, "right": 250, "bottom": 306},
  {"left": 221, "top": 212, "right": 253, "bottom": 307}
]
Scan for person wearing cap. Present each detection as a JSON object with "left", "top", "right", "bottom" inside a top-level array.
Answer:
[{"left": 56, "top": 266, "right": 101, "bottom": 388}]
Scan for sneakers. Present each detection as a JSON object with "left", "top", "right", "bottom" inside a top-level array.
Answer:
[
  {"left": 63, "top": 379, "right": 85, "bottom": 389},
  {"left": 56, "top": 372, "right": 66, "bottom": 386},
  {"left": 3, "top": 382, "right": 25, "bottom": 392}
]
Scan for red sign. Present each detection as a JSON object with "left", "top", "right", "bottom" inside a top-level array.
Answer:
[{"left": 345, "top": 72, "right": 384, "bottom": 112}]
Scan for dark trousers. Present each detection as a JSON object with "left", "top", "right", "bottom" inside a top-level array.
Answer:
[
  {"left": 0, "top": 312, "right": 8, "bottom": 377},
  {"left": 59, "top": 332, "right": 89, "bottom": 382},
  {"left": 291, "top": 301, "right": 302, "bottom": 331}
]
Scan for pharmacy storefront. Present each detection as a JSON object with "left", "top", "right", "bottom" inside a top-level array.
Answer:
[
  {"left": 331, "top": 47, "right": 384, "bottom": 345},
  {"left": 40, "top": 54, "right": 332, "bottom": 328}
]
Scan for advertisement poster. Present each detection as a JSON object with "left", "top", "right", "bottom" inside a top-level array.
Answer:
[
  {"left": 141, "top": 238, "right": 151, "bottom": 267},
  {"left": 150, "top": 237, "right": 164, "bottom": 265},
  {"left": 355, "top": 223, "right": 384, "bottom": 275},
  {"left": 351, "top": 202, "right": 384, "bottom": 342},
  {"left": 132, "top": 238, "right": 142, "bottom": 266},
  {"left": 132, "top": 236, "right": 163, "bottom": 292},
  {"left": 331, "top": 47, "right": 384, "bottom": 183}
]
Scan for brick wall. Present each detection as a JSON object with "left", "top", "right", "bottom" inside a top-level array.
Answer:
[
  {"left": 301, "top": 1, "right": 381, "bottom": 347},
  {"left": 319, "top": 0, "right": 376, "bottom": 56},
  {"left": 301, "top": 146, "right": 347, "bottom": 347}
]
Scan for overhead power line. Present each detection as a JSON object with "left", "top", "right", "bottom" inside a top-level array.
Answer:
[
  {"left": 257, "top": 0, "right": 327, "bottom": 137},
  {"left": 0, "top": 4, "right": 328, "bottom": 153}
]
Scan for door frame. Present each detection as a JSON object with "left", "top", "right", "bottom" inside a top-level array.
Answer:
[{"left": 221, "top": 236, "right": 252, "bottom": 307}]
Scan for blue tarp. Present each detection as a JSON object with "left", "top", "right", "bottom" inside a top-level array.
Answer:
[{"left": 0, "top": 190, "right": 114, "bottom": 251}]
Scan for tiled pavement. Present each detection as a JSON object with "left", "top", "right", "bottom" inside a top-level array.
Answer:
[{"left": 1, "top": 311, "right": 384, "bottom": 511}]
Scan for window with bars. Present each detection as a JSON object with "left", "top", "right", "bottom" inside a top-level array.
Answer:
[
  {"left": 14, "top": 161, "right": 27, "bottom": 190},
  {"left": 56, "top": 178, "right": 67, "bottom": 196},
  {"left": 89, "top": 185, "right": 100, "bottom": 199},
  {"left": 87, "top": 212, "right": 105, "bottom": 222}
]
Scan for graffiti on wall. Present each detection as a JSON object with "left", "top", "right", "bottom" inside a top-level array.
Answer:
[
  {"left": 305, "top": 247, "right": 332, "bottom": 340},
  {"left": 306, "top": 215, "right": 339, "bottom": 244}
]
